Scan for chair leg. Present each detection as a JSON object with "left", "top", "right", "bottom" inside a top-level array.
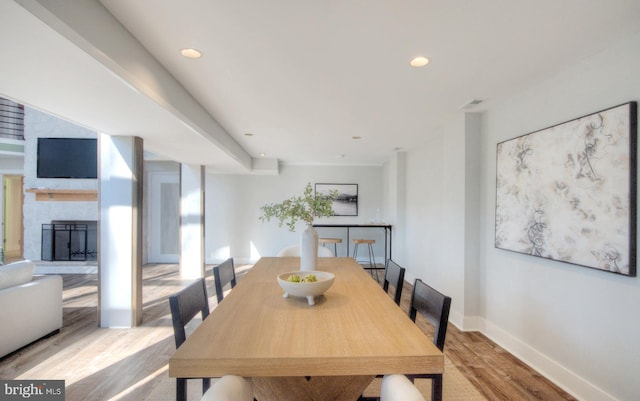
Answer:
[
  {"left": 368, "top": 243, "right": 379, "bottom": 281},
  {"left": 431, "top": 374, "right": 443, "bottom": 401},
  {"left": 176, "top": 378, "right": 186, "bottom": 401}
]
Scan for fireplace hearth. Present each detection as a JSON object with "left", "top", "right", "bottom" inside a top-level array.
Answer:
[{"left": 41, "top": 221, "right": 97, "bottom": 261}]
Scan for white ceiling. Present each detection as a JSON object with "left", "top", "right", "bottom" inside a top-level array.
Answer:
[{"left": 2, "top": 0, "right": 640, "bottom": 172}]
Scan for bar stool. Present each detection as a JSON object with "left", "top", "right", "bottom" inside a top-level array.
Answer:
[
  {"left": 319, "top": 237, "right": 342, "bottom": 256},
  {"left": 352, "top": 239, "right": 379, "bottom": 281}
]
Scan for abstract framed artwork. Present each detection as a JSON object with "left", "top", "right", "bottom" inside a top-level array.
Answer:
[
  {"left": 495, "top": 102, "right": 637, "bottom": 276},
  {"left": 315, "top": 183, "right": 358, "bottom": 216}
]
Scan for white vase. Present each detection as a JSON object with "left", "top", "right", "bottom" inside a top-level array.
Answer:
[{"left": 300, "top": 223, "right": 318, "bottom": 270}]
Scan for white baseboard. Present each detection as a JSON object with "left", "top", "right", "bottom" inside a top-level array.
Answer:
[{"left": 475, "top": 318, "right": 618, "bottom": 401}]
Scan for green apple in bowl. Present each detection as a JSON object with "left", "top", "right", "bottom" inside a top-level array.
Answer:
[{"left": 277, "top": 271, "right": 335, "bottom": 306}]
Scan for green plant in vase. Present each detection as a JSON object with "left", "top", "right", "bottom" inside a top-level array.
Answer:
[
  {"left": 259, "top": 183, "right": 337, "bottom": 231},
  {"left": 260, "top": 183, "right": 338, "bottom": 269}
]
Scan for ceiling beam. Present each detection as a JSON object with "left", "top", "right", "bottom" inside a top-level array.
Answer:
[{"left": 15, "top": 0, "right": 254, "bottom": 171}]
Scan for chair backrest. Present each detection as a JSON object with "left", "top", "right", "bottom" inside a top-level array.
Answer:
[
  {"left": 277, "top": 245, "right": 335, "bottom": 257},
  {"left": 408, "top": 279, "right": 451, "bottom": 351},
  {"left": 168, "top": 278, "right": 212, "bottom": 401},
  {"left": 213, "top": 258, "right": 236, "bottom": 304},
  {"left": 169, "top": 277, "right": 210, "bottom": 348},
  {"left": 201, "top": 375, "right": 253, "bottom": 401},
  {"left": 380, "top": 374, "right": 426, "bottom": 401},
  {"left": 383, "top": 260, "right": 406, "bottom": 305}
]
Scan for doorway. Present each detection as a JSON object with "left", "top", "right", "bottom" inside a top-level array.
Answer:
[
  {"left": 148, "top": 172, "right": 179, "bottom": 263},
  {"left": 3, "top": 175, "right": 24, "bottom": 262}
]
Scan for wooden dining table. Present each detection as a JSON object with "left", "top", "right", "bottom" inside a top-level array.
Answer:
[{"left": 169, "top": 257, "right": 444, "bottom": 401}]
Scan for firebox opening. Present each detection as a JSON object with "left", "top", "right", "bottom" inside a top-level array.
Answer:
[{"left": 41, "top": 220, "right": 97, "bottom": 261}]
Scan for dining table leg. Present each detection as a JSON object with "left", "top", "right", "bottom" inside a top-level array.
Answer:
[{"left": 432, "top": 373, "right": 443, "bottom": 401}]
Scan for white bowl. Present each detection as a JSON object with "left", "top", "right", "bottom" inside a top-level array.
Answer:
[{"left": 277, "top": 270, "right": 335, "bottom": 306}]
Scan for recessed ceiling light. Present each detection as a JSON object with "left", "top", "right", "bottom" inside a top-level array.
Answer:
[
  {"left": 259, "top": 152, "right": 266, "bottom": 157},
  {"left": 180, "top": 48, "right": 202, "bottom": 59},
  {"left": 409, "top": 56, "right": 430, "bottom": 67}
]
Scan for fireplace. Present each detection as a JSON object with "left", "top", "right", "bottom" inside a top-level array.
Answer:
[{"left": 41, "top": 221, "right": 97, "bottom": 261}]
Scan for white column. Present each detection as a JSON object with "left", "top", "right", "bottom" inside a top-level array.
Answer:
[
  {"left": 99, "top": 134, "right": 143, "bottom": 328},
  {"left": 180, "top": 164, "right": 205, "bottom": 279},
  {"left": 0, "top": 174, "right": 4, "bottom": 263}
]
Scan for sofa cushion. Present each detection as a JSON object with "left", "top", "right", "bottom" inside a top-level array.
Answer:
[{"left": 0, "top": 260, "right": 35, "bottom": 291}]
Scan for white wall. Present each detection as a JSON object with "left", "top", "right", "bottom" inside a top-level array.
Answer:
[
  {"left": 0, "top": 154, "right": 24, "bottom": 173},
  {"left": 205, "top": 164, "right": 384, "bottom": 264},
  {"left": 384, "top": 152, "right": 407, "bottom": 266},
  {"left": 479, "top": 32, "right": 640, "bottom": 401},
  {"left": 463, "top": 113, "right": 482, "bottom": 320},
  {"left": 401, "top": 32, "right": 640, "bottom": 401},
  {"left": 403, "top": 114, "right": 473, "bottom": 327}
]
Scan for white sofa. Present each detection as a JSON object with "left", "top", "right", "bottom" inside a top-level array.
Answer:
[{"left": 0, "top": 260, "right": 63, "bottom": 358}]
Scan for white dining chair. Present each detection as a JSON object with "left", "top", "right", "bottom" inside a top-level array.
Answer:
[
  {"left": 276, "top": 244, "right": 334, "bottom": 257},
  {"left": 380, "top": 374, "right": 426, "bottom": 401},
  {"left": 201, "top": 375, "right": 253, "bottom": 401}
]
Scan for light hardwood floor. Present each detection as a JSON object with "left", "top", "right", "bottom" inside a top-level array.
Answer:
[{"left": 0, "top": 264, "right": 575, "bottom": 401}]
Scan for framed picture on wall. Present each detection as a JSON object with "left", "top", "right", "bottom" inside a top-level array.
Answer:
[
  {"left": 315, "top": 183, "right": 358, "bottom": 216},
  {"left": 495, "top": 101, "right": 637, "bottom": 276}
]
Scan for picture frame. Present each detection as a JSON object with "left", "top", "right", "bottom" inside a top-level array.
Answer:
[
  {"left": 495, "top": 102, "right": 637, "bottom": 276},
  {"left": 315, "top": 183, "right": 358, "bottom": 216}
]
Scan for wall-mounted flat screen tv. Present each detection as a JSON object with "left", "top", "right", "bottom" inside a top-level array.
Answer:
[{"left": 37, "top": 138, "right": 98, "bottom": 179}]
